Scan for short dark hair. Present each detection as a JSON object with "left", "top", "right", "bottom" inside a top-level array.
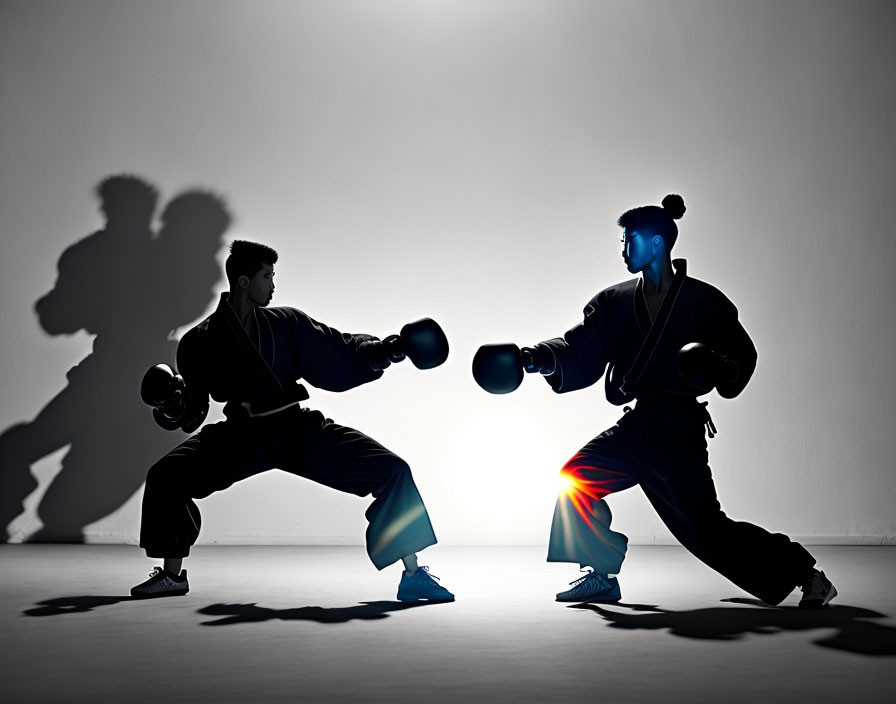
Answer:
[
  {"left": 617, "top": 193, "right": 686, "bottom": 250},
  {"left": 225, "top": 240, "right": 279, "bottom": 287}
]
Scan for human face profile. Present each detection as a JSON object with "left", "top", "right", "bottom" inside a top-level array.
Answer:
[
  {"left": 621, "top": 228, "right": 654, "bottom": 274},
  {"left": 248, "top": 263, "right": 275, "bottom": 306}
]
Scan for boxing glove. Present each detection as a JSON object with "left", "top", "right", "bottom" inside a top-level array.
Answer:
[
  {"left": 369, "top": 318, "right": 450, "bottom": 371},
  {"left": 141, "top": 364, "right": 185, "bottom": 413},
  {"left": 472, "top": 343, "right": 525, "bottom": 394},
  {"left": 676, "top": 342, "right": 738, "bottom": 392}
]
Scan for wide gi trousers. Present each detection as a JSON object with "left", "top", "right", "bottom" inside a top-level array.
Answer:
[
  {"left": 547, "top": 396, "right": 815, "bottom": 605},
  {"left": 139, "top": 407, "right": 437, "bottom": 569}
]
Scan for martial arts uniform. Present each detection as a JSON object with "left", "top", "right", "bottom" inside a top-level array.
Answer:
[
  {"left": 541, "top": 259, "right": 814, "bottom": 605},
  {"left": 139, "top": 294, "right": 437, "bottom": 570}
]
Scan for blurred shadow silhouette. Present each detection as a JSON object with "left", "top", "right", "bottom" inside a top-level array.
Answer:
[
  {"left": 24, "top": 595, "right": 134, "bottom": 616},
  {"left": 0, "top": 175, "right": 230, "bottom": 542},
  {"left": 571, "top": 599, "right": 896, "bottom": 656},
  {"left": 197, "top": 600, "right": 434, "bottom": 626}
]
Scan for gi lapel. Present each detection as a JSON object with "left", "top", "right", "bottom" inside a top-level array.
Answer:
[
  {"left": 256, "top": 308, "right": 277, "bottom": 370},
  {"left": 621, "top": 258, "right": 687, "bottom": 392},
  {"left": 215, "top": 294, "right": 284, "bottom": 395}
]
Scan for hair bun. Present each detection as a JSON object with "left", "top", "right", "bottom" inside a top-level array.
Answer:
[{"left": 661, "top": 193, "right": 686, "bottom": 220}]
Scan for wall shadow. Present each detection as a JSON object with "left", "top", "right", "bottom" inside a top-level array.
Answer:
[
  {"left": 571, "top": 598, "right": 896, "bottom": 656},
  {"left": 197, "top": 600, "right": 434, "bottom": 626},
  {"left": 0, "top": 175, "right": 230, "bottom": 542}
]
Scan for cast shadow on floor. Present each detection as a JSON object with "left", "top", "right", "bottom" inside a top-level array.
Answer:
[
  {"left": 22, "top": 596, "right": 435, "bottom": 624},
  {"left": 196, "top": 600, "right": 435, "bottom": 625},
  {"left": 24, "top": 595, "right": 133, "bottom": 616},
  {"left": 570, "top": 598, "right": 896, "bottom": 656}
]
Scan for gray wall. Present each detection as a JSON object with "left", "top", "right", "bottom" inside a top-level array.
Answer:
[{"left": 2, "top": 0, "right": 894, "bottom": 546}]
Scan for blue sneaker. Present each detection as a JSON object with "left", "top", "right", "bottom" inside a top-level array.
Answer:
[
  {"left": 130, "top": 567, "right": 189, "bottom": 599},
  {"left": 556, "top": 570, "right": 621, "bottom": 602},
  {"left": 397, "top": 566, "right": 455, "bottom": 602},
  {"left": 799, "top": 569, "right": 837, "bottom": 609}
]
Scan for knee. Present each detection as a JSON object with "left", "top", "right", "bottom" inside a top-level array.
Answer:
[
  {"left": 688, "top": 506, "right": 729, "bottom": 535},
  {"left": 390, "top": 457, "right": 412, "bottom": 482},
  {"left": 145, "top": 455, "right": 181, "bottom": 493},
  {"left": 560, "top": 456, "right": 579, "bottom": 475},
  {"left": 374, "top": 456, "right": 412, "bottom": 495}
]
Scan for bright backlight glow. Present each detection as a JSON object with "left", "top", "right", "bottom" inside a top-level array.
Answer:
[{"left": 557, "top": 472, "right": 577, "bottom": 495}]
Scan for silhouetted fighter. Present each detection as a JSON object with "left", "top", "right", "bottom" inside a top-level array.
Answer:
[
  {"left": 133, "top": 240, "right": 454, "bottom": 602},
  {"left": 473, "top": 194, "right": 836, "bottom": 609}
]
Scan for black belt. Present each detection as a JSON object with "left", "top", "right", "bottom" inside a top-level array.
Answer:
[
  {"left": 234, "top": 383, "right": 310, "bottom": 419},
  {"left": 628, "top": 395, "right": 718, "bottom": 439},
  {"left": 699, "top": 401, "right": 717, "bottom": 439}
]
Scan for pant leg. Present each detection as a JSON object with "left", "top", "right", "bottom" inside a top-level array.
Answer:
[
  {"left": 547, "top": 417, "right": 639, "bottom": 575},
  {"left": 640, "top": 406, "right": 815, "bottom": 605},
  {"left": 283, "top": 409, "right": 437, "bottom": 570},
  {"left": 139, "top": 419, "right": 271, "bottom": 558}
]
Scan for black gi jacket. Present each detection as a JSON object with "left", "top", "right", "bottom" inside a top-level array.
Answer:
[
  {"left": 538, "top": 259, "right": 757, "bottom": 404},
  {"left": 177, "top": 294, "right": 383, "bottom": 422}
]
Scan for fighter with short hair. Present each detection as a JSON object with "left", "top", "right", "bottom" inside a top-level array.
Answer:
[
  {"left": 473, "top": 194, "right": 836, "bottom": 609},
  {"left": 133, "top": 240, "right": 454, "bottom": 602}
]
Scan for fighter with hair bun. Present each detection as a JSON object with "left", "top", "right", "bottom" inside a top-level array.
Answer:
[{"left": 473, "top": 194, "right": 836, "bottom": 608}]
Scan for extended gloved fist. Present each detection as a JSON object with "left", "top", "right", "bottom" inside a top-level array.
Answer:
[
  {"left": 676, "top": 342, "right": 738, "bottom": 393},
  {"left": 369, "top": 318, "right": 449, "bottom": 371},
  {"left": 472, "top": 343, "right": 555, "bottom": 394}
]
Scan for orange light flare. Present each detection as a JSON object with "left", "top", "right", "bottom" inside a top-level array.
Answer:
[{"left": 557, "top": 461, "right": 614, "bottom": 529}]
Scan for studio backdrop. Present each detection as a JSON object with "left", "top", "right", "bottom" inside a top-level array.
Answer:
[{"left": 1, "top": 0, "right": 894, "bottom": 546}]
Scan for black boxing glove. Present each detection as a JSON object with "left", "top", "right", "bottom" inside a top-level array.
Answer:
[
  {"left": 369, "top": 318, "right": 449, "bottom": 371},
  {"left": 141, "top": 364, "right": 186, "bottom": 415},
  {"left": 676, "top": 342, "right": 738, "bottom": 393},
  {"left": 472, "top": 343, "right": 524, "bottom": 394}
]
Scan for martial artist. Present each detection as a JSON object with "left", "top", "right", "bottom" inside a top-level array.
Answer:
[
  {"left": 132, "top": 240, "right": 454, "bottom": 602},
  {"left": 473, "top": 194, "right": 836, "bottom": 609}
]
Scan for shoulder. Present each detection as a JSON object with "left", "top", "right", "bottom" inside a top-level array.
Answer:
[
  {"left": 178, "top": 318, "right": 210, "bottom": 353},
  {"left": 186, "top": 303, "right": 222, "bottom": 336},
  {"left": 261, "top": 305, "right": 303, "bottom": 318},
  {"left": 179, "top": 302, "right": 225, "bottom": 345},
  {"left": 683, "top": 275, "right": 730, "bottom": 301},
  {"left": 176, "top": 316, "right": 215, "bottom": 370},
  {"left": 259, "top": 306, "right": 312, "bottom": 325},
  {"left": 597, "top": 278, "right": 639, "bottom": 301},
  {"left": 583, "top": 278, "right": 638, "bottom": 315},
  {"left": 683, "top": 276, "right": 738, "bottom": 315}
]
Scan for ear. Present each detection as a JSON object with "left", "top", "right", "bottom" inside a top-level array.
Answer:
[
  {"left": 238, "top": 275, "right": 250, "bottom": 289},
  {"left": 652, "top": 235, "right": 664, "bottom": 254}
]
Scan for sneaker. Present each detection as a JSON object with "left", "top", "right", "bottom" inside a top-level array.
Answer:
[
  {"left": 556, "top": 570, "right": 621, "bottom": 602},
  {"left": 130, "top": 567, "right": 190, "bottom": 599},
  {"left": 397, "top": 566, "right": 455, "bottom": 602},
  {"left": 799, "top": 569, "right": 837, "bottom": 609}
]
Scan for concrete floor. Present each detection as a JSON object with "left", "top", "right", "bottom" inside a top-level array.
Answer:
[{"left": 2, "top": 544, "right": 894, "bottom": 703}]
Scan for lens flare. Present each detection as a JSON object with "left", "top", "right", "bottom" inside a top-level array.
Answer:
[
  {"left": 557, "top": 457, "right": 623, "bottom": 529},
  {"left": 557, "top": 473, "right": 577, "bottom": 495}
]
